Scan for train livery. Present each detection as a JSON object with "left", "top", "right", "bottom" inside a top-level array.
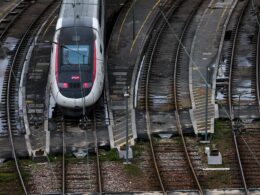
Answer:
[{"left": 49, "top": 0, "right": 105, "bottom": 112}]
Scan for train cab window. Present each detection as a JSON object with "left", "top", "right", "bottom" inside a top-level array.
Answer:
[
  {"left": 62, "top": 45, "right": 90, "bottom": 65},
  {"left": 58, "top": 27, "right": 95, "bottom": 68},
  {"left": 57, "top": 27, "right": 96, "bottom": 98}
]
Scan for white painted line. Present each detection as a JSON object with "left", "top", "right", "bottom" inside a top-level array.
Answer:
[
  {"left": 20, "top": 44, "right": 34, "bottom": 157},
  {"left": 203, "top": 167, "right": 230, "bottom": 171},
  {"left": 203, "top": 52, "right": 212, "bottom": 55},
  {"left": 134, "top": 55, "right": 145, "bottom": 108}
]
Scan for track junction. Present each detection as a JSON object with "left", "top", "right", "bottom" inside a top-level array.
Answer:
[{"left": 0, "top": 0, "right": 259, "bottom": 194}]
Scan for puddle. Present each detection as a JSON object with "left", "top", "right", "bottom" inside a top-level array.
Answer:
[
  {"left": 217, "top": 63, "right": 227, "bottom": 78},
  {"left": 0, "top": 37, "right": 19, "bottom": 134},
  {"left": 2, "top": 37, "right": 19, "bottom": 52},
  {"left": 216, "top": 91, "right": 224, "bottom": 101},
  {"left": 237, "top": 56, "right": 252, "bottom": 67}
]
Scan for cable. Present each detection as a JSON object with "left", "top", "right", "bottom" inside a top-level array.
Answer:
[
  {"left": 158, "top": 6, "right": 209, "bottom": 86},
  {"left": 239, "top": 134, "right": 260, "bottom": 167},
  {"left": 251, "top": 0, "right": 260, "bottom": 27},
  {"left": 71, "top": 0, "right": 86, "bottom": 117}
]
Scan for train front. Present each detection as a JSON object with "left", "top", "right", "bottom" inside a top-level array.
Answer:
[{"left": 50, "top": 26, "right": 104, "bottom": 112}]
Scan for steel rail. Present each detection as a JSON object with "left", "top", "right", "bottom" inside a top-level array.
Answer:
[
  {"left": 93, "top": 107, "right": 103, "bottom": 194},
  {"left": 144, "top": 0, "right": 197, "bottom": 192},
  {"left": 252, "top": 0, "right": 260, "bottom": 112},
  {"left": 257, "top": 28, "right": 260, "bottom": 111},
  {"left": 145, "top": 24, "right": 166, "bottom": 192},
  {"left": 4, "top": 0, "right": 30, "bottom": 191},
  {"left": 173, "top": 1, "right": 204, "bottom": 194},
  {"left": 143, "top": 2, "right": 177, "bottom": 191},
  {"left": 0, "top": 0, "right": 23, "bottom": 20},
  {"left": 255, "top": 0, "right": 260, "bottom": 111},
  {"left": 227, "top": 0, "right": 249, "bottom": 194},
  {"left": 0, "top": 1, "right": 29, "bottom": 40},
  {"left": 7, "top": 65, "right": 28, "bottom": 195},
  {"left": 62, "top": 114, "right": 66, "bottom": 195},
  {"left": 6, "top": 1, "right": 59, "bottom": 194}
]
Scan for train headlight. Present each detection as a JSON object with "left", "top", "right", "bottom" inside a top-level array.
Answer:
[
  {"left": 83, "top": 82, "right": 93, "bottom": 89},
  {"left": 58, "top": 82, "right": 69, "bottom": 89}
]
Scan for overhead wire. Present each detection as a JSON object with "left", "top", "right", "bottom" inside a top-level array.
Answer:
[
  {"left": 72, "top": 0, "right": 86, "bottom": 117},
  {"left": 159, "top": 1, "right": 260, "bottom": 167}
]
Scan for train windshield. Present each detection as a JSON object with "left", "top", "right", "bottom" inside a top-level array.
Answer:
[
  {"left": 62, "top": 45, "right": 90, "bottom": 65},
  {"left": 56, "top": 26, "right": 96, "bottom": 98}
]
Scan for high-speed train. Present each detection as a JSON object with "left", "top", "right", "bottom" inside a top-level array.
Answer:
[{"left": 49, "top": 0, "right": 105, "bottom": 113}]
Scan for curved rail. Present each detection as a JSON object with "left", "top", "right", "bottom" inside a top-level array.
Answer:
[
  {"left": 253, "top": 0, "right": 260, "bottom": 111},
  {"left": 144, "top": 0, "right": 205, "bottom": 192},
  {"left": 145, "top": 28, "right": 166, "bottom": 192},
  {"left": 62, "top": 115, "right": 66, "bottom": 194},
  {"left": 6, "top": 1, "right": 59, "bottom": 194},
  {"left": 257, "top": 28, "right": 260, "bottom": 111},
  {"left": 255, "top": 24, "right": 260, "bottom": 113},
  {"left": 7, "top": 74, "right": 28, "bottom": 194},
  {"left": 93, "top": 107, "right": 103, "bottom": 194},
  {"left": 173, "top": 1, "right": 203, "bottom": 194},
  {"left": 0, "top": 1, "right": 29, "bottom": 40},
  {"left": 6, "top": 8, "right": 34, "bottom": 195},
  {"left": 143, "top": 1, "right": 184, "bottom": 192},
  {"left": 227, "top": 0, "right": 249, "bottom": 193},
  {"left": 144, "top": 2, "right": 173, "bottom": 190}
]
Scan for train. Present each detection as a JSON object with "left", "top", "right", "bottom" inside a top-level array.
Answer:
[{"left": 49, "top": 0, "right": 105, "bottom": 114}]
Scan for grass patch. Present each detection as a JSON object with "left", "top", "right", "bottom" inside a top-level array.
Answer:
[
  {"left": 1, "top": 160, "right": 15, "bottom": 167},
  {"left": 21, "top": 169, "right": 30, "bottom": 181},
  {"left": 46, "top": 154, "right": 63, "bottom": 162},
  {"left": 99, "top": 149, "right": 120, "bottom": 161},
  {"left": 152, "top": 136, "right": 160, "bottom": 144},
  {"left": 174, "top": 136, "right": 183, "bottom": 145},
  {"left": 211, "top": 120, "right": 232, "bottom": 150},
  {"left": 202, "top": 171, "right": 231, "bottom": 189},
  {"left": 123, "top": 164, "right": 142, "bottom": 176},
  {"left": 20, "top": 159, "right": 36, "bottom": 166},
  {"left": 0, "top": 172, "right": 17, "bottom": 183},
  {"left": 132, "top": 143, "right": 144, "bottom": 158},
  {"left": 65, "top": 153, "right": 75, "bottom": 159}
]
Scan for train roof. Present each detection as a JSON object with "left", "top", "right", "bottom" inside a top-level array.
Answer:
[{"left": 56, "top": 0, "right": 100, "bottom": 30}]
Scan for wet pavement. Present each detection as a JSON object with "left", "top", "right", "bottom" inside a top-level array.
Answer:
[
  {"left": 0, "top": 0, "right": 20, "bottom": 20},
  {"left": 216, "top": 0, "right": 260, "bottom": 120},
  {"left": 0, "top": 0, "right": 127, "bottom": 158},
  {"left": 0, "top": 37, "right": 18, "bottom": 135},
  {"left": 189, "top": 0, "right": 235, "bottom": 135},
  {"left": 106, "top": 0, "right": 163, "bottom": 148}
]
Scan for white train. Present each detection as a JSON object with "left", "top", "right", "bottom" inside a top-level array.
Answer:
[{"left": 49, "top": 0, "right": 105, "bottom": 113}]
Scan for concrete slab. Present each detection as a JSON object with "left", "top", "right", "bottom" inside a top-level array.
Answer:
[
  {"left": 189, "top": 0, "right": 236, "bottom": 135},
  {"left": 106, "top": 0, "right": 163, "bottom": 148}
]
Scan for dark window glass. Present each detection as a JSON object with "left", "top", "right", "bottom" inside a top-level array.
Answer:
[
  {"left": 55, "top": 27, "right": 96, "bottom": 98},
  {"left": 62, "top": 45, "right": 90, "bottom": 65}
]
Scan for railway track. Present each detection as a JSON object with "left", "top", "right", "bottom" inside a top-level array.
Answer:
[
  {"left": 218, "top": 0, "right": 260, "bottom": 192},
  {"left": 254, "top": 0, "right": 260, "bottom": 112},
  {"left": 2, "top": 1, "right": 60, "bottom": 194},
  {"left": 22, "top": 1, "right": 61, "bottom": 157},
  {"left": 1, "top": 0, "right": 59, "bottom": 137},
  {"left": 231, "top": 0, "right": 260, "bottom": 189},
  {"left": 139, "top": 0, "right": 205, "bottom": 193},
  {"left": 0, "top": 0, "right": 30, "bottom": 40},
  {"left": 60, "top": 107, "right": 103, "bottom": 194},
  {"left": 0, "top": 160, "right": 25, "bottom": 194}
]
